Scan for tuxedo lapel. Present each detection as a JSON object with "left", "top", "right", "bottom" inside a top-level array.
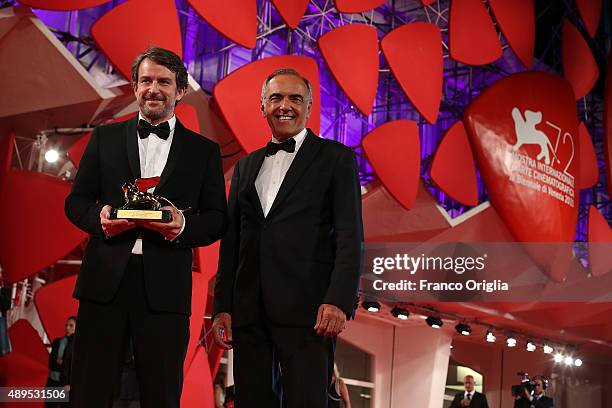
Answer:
[
  {"left": 155, "top": 119, "right": 185, "bottom": 194},
  {"left": 125, "top": 116, "right": 141, "bottom": 180},
  {"left": 245, "top": 148, "right": 267, "bottom": 219},
  {"left": 266, "top": 130, "right": 321, "bottom": 218}
]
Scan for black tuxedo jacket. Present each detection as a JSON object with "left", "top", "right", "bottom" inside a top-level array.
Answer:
[
  {"left": 213, "top": 129, "right": 363, "bottom": 327},
  {"left": 450, "top": 391, "right": 489, "bottom": 408},
  {"left": 48, "top": 337, "right": 65, "bottom": 373},
  {"left": 65, "top": 116, "right": 227, "bottom": 315},
  {"left": 48, "top": 335, "right": 74, "bottom": 384}
]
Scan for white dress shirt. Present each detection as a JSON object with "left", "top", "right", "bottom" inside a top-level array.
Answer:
[
  {"left": 464, "top": 391, "right": 474, "bottom": 400},
  {"left": 255, "top": 128, "right": 308, "bottom": 217},
  {"left": 131, "top": 114, "right": 184, "bottom": 254}
]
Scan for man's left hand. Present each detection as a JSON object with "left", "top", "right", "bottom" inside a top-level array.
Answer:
[
  {"left": 143, "top": 206, "right": 184, "bottom": 241},
  {"left": 314, "top": 304, "right": 346, "bottom": 337}
]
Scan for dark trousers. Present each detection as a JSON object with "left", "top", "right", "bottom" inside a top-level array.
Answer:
[
  {"left": 70, "top": 255, "right": 189, "bottom": 408},
  {"left": 233, "top": 321, "right": 335, "bottom": 408}
]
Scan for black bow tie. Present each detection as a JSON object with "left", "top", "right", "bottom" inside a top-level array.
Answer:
[
  {"left": 265, "top": 138, "right": 296, "bottom": 156},
  {"left": 137, "top": 119, "right": 171, "bottom": 140}
]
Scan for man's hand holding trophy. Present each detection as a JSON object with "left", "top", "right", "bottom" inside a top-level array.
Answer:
[{"left": 101, "top": 177, "right": 185, "bottom": 241}]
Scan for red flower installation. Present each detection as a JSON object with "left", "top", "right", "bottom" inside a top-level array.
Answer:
[
  {"left": 430, "top": 121, "right": 478, "bottom": 206},
  {"left": 381, "top": 22, "right": 443, "bottom": 124},
  {"left": 319, "top": 24, "right": 379, "bottom": 116},
  {"left": 362, "top": 120, "right": 421, "bottom": 210},
  {"left": 562, "top": 20, "right": 599, "bottom": 100},
  {"left": 449, "top": 0, "right": 502, "bottom": 65},
  {"left": 91, "top": 0, "right": 183, "bottom": 80}
]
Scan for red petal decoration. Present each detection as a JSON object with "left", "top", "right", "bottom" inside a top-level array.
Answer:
[
  {"left": 213, "top": 56, "right": 320, "bottom": 154},
  {"left": 449, "top": 0, "right": 502, "bottom": 65},
  {"left": 578, "top": 122, "right": 599, "bottom": 189},
  {"left": 0, "top": 320, "right": 48, "bottom": 389},
  {"left": 19, "top": 0, "right": 110, "bottom": 10},
  {"left": 319, "top": 24, "right": 379, "bottom": 116},
  {"left": 271, "top": 0, "right": 310, "bottom": 29},
  {"left": 334, "top": 0, "right": 385, "bottom": 13},
  {"left": 381, "top": 22, "right": 442, "bottom": 124},
  {"left": 488, "top": 0, "right": 535, "bottom": 69},
  {"left": 361, "top": 121, "right": 421, "bottom": 209},
  {"left": 562, "top": 20, "right": 599, "bottom": 99},
  {"left": 91, "top": 0, "right": 182, "bottom": 80},
  {"left": 187, "top": 0, "right": 257, "bottom": 48},
  {"left": 576, "top": 0, "right": 602, "bottom": 38},
  {"left": 588, "top": 206, "right": 612, "bottom": 277},
  {"left": 35, "top": 275, "right": 79, "bottom": 341},
  {"left": 430, "top": 121, "right": 478, "bottom": 206},
  {"left": 0, "top": 171, "right": 86, "bottom": 283}
]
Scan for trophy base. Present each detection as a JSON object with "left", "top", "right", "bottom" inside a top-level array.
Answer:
[{"left": 110, "top": 208, "right": 172, "bottom": 223}]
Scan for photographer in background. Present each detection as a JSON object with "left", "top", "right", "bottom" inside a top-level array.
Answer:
[{"left": 514, "top": 376, "right": 554, "bottom": 408}]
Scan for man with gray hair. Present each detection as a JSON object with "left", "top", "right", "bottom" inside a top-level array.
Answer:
[
  {"left": 450, "top": 375, "right": 490, "bottom": 408},
  {"left": 212, "top": 68, "right": 363, "bottom": 407},
  {"left": 65, "top": 46, "right": 227, "bottom": 407}
]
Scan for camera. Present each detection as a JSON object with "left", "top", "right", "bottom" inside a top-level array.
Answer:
[{"left": 511, "top": 372, "right": 536, "bottom": 397}]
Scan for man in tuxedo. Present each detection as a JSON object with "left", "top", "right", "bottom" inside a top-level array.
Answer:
[
  {"left": 65, "top": 47, "right": 227, "bottom": 407},
  {"left": 450, "top": 375, "right": 489, "bottom": 408},
  {"left": 514, "top": 376, "right": 554, "bottom": 408},
  {"left": 212, "top": 68, "right": 363, "bottom": 408}
]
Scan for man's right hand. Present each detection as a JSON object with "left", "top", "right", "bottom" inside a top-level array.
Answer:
[
  {"left": 212, "top": 312, "right": 233, "bottom": 350},
  {"left": 100, "top": 205, "right": 136, "bottom": 238}
]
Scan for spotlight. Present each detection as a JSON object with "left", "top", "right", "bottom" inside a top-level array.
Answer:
[
  {"left": 45, "top": 149, "right": 60, "bottom": 163},
  {"left": 564, "top": 356, "right": 574, "bottom": 366},
  {"left": 455, "top": 323, "right": 472, "bottom": 336},
  {"left": 543, "top": 345, "right": 554, "bottom": 354},
  {"left": 426, "top": 316, "right": 443, "bottom": 329},
  {"left": 526, "top": 340, "right": 536, "bottom": 352},
  {"left": 486, "top": 331, "right": 496, "bottom": 343},
  {"left": 361, "top": 301, "right": 380, "bottom": 313},
  {"left": 554, "top": 353, "right": 564, "bottom": 363},
  {"left": 391, "top": 307, "right": 409, "bottom": 320},
  {"left": 506, "top": 336, "right": 517, "bottom": 347},
  {"left": 574, "top": 358, "right": 582, "bottom": 367}
]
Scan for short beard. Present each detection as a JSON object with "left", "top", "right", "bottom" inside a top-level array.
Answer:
[{"left": 141, "top": 102, "right": 173, "bottom": 123}]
